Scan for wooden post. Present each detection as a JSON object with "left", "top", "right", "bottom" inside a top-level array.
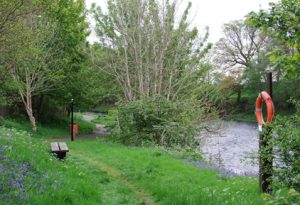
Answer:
[
  {"left": 71, "top": 99, "right": 74, "bottom": 141},
  {"left": 259, "top": 72, "right": 273, "bottom": 193}
]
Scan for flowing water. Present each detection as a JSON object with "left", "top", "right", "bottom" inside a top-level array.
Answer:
[{"left": 197, "top": 121, "right": 259, "bottom": 176}]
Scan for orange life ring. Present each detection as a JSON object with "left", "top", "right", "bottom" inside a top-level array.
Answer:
[{"left": 255, "top": 91, "right": 275, "bottom": 126}]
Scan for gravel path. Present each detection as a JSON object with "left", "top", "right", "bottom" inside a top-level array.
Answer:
[
  {"left": 81, "top": 113, "right": 109, "bottom": 136},
  {"left": 197, "top": 121, "right": 259, "bottom": 176}
]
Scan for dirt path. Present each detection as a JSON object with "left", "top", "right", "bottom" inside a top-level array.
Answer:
[
  {"left": 81, "top": 113, "right": 109, "bottom": 136},
  {"left": 71, "top": 150, "right": 156, "bottom": 205}
]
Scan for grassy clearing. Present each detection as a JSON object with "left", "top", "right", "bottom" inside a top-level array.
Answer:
[
  {"left": 1, "top": 125, "right": 266, "bottom": 205},
  {"left": 69, "top": 139, "right": 265, "bottom": 205},
  {"left": 0, "top": 127, "right": 141, "bottom": 205},
  {"left": 1, "top": 118, "right": 95, "bottom": 138}
]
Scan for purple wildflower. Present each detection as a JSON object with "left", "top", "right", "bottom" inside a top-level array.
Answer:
[{"left": 12, "top": 180, "right": 23, "bottom": 189}]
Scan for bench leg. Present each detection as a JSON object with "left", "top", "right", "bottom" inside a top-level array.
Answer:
[{"left": 57, "top": 152, "right": 66, "bottom": 159}]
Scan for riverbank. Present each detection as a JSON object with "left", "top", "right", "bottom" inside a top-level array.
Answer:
[{"left": 0, "top": 126, "right": 265, "bottom": 205}]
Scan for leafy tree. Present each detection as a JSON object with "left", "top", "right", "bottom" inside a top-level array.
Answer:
[
  {"left": 212, "top": 20, "right": 272, "bottom": 105},
  {"left": 247, "top": 0, "right": 300, "bottom": 78},
  {"left": 0, "top": 0, "right": 25, "bottom": 35},
  {"left": 0, "top": 0, "right": 90, "bottom": 130},
  {"left": 91, "top": 0, "right": 215, "bottom": 147},
  {"left": 2, "top": 4, "right": 64, "bottom": 131},
  {"left": 91, "top": 0, "right": 211, "bottom": 101},
  {"left": 41, "top": 0, "right": 90, "bottom": 110}
]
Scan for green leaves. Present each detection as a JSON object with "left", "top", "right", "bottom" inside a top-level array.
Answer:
[
  {"left": 115, "top": 97, "right": 201, "bottom": 147},
  {"left": 247, "top": 0, "right": 300, "bottom": 78}
]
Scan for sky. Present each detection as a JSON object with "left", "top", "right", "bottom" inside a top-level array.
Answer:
[{"left": 85, "top": 0, "right": 277, "bottom": 43}]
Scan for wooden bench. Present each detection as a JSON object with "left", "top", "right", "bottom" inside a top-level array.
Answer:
[{"left": 51, "top": 142, "right": 69, "bottom": 159}]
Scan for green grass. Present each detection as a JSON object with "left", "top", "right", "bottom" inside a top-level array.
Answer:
[
  {"left": 91, "top": 109, "right": 117, "bottom": 127},
  {"left": 1, "top": 117, "right": 95, "bottom": 138},
  {"left": 224, "top": 113, "right": 257, "bottom": 123},
  {"left": 68, "top": 138, "right": 266, "bottom": 205},
  {"left": 224, "top": 111, "right": 294, "bottom": 123},
  {"left": 0, "top": 127, "right": 140, "bottom": 205},
  {"left": 1, "top": 124, "right": 267, "bottom": 205}
]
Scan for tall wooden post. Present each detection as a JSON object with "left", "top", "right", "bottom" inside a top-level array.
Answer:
[
  {"left": 259, "top": 72, "right": 273, "bottom": 193},
  {"left": 71, "top": 99, "right": 74, "bottom": 141}
]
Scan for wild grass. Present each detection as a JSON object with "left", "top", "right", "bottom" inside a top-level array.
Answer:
[
  {"left": 1, "top": 124, "right": 266, "bottom": 205},
  {"left": 1, "top": 117, "right": 95, "bottom": 138},
  {"left": 69, "top": 138, "right": 266, "bottom": 205},
  {"left": 0, "top": 127, "right": 139, "bottom": 205}
]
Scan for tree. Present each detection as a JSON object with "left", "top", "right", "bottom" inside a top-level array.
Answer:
[
  {"left": 213, "top": 20, "right": 269, "bottom": 70},
  {"left": 1, "top": 0, "right": 89, "bottom": 131},
  {"left": 247, "top": 0, "right": 300, "bottom": 78},
  {"left": 41, "top": 0, "right": 91, "bottom": 112},
  {"left": 91, "top": 0, "right": 211, "bottom": 101},
  {"left": 0, "top": 0, "right": 25, "bottom": 35},
  {"left": 212, "top": 20, "right": 271, "bottom": 104},
  {"left": 3, "top": 8, "right": 63, "bottom": 131}
]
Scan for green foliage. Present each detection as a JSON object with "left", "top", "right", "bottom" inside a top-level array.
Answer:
[
  {"left": 91, "top": 0, "right": 212, "bottom": 101},
  {"left": 115, "top": 97, "right": 201, "bottom": 147},
  {"left": 263, "top": 189, "right": 300, "bottom": 205},
  {"left": 271, "top": 100, "right": 300, "bottom": 191},
  {"left": 91, "top": 109, "right": 117, "bottom": 128},
  {"left": 75, "top": 119, "right": 95, "bottom": 135},
  {"left": 247, "top": 0, "right": 300, "bottom": 78}
]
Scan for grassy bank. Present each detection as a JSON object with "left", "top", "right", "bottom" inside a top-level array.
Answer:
[
  {"left": 0, "top": 117, "right": 95, "bottom": 138},
  {"left": 69, "top": 139, "right": 265, "bottom": 205},
  {"left": 0, "top": 127, "right": 141, "bottom": 205},
  {"left": 1, "top": 125, "right": 266, "bottom": 204},
  {"left": 223, "top": 113, "right": 257, "bottom": 123}
]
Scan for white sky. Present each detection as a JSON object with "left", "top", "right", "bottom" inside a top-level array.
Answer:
[{"left": 85, "top": 0, "right": 277, "bottom": 43}]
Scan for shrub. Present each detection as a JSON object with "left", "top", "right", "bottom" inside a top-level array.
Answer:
[
  {"left": 272, "top": 99, "right": 300, "bottom": 191},
  {"left": 114, "top": 97, "right": 203, "bottom": 148},
  {"left": 264, "top": 189, "right": 300, "bottom": 205}
]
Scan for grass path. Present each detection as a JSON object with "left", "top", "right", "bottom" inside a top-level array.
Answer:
[
  {"left": 71, "top": 149, "right": 156, "bottom": 205},
  {"left": 67, "top": 139, "right": 265, "bottom": 205}
]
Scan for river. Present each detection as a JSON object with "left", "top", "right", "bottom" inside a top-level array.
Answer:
[{"left": 197, "top": 121, "right": 259, "bottom": 176}]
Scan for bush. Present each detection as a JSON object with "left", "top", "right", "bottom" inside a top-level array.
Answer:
[
  {"left": 114, "top": 97, "right": 202, "bottom": 148},
  {"left": 264, "top": 189, "right": 300, "bottom": 205},
  {"left": 272, "top": 99, "right": 300, "bottom": 191}
]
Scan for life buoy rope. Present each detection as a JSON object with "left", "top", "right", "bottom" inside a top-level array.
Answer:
[{"left": 255, "top": 91, "right": 275, "bottom": 126}]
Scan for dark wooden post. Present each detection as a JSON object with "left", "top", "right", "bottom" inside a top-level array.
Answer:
[
  {"left": 259, "top": 72, "right": 273, "bottom": 193},
  {"left": 71, "top": 99, "right": 74, "bottom": 141}
]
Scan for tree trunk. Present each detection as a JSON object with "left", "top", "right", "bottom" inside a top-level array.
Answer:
[
  {"left": 237, "top": 87, "right": 241, "bottom": 104},
  {"left": 27, "top": 108, "right": 37, "bottom": 132},
  {"left": 19, "top": 87, "right": 37, "bottom": 132}
]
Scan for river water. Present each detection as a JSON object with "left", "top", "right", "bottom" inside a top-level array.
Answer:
[{"left": 197, "top": 121, "right": 259, "bottom": 176}]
